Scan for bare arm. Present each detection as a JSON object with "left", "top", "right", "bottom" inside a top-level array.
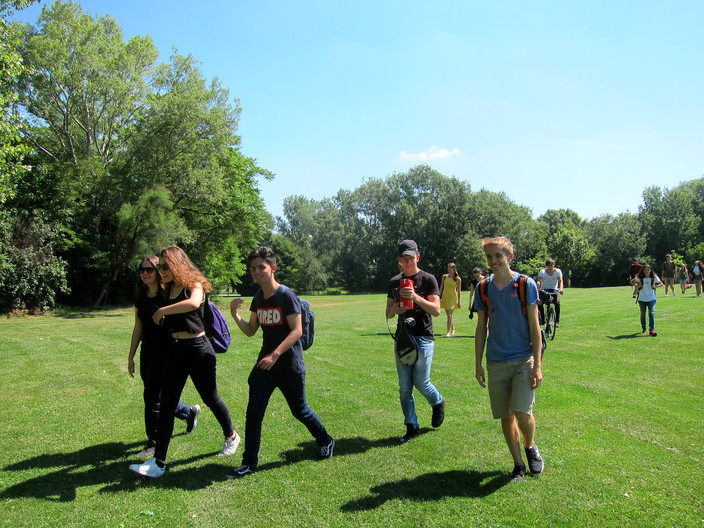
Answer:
[
  {"left": 128, "top": 310, "right": 142, "bottom": 378},
  {"left": 527, "top": 303, "right": 543, "bottom": 389},
  {"left": 474, "top": 309, "right": 488, "bottom": 387},
  {"left": 153, "top": 285, "right": 204, "bottom": 325},
  {"left": 230, "top": 298, "right": 260, "bottom": 337}
]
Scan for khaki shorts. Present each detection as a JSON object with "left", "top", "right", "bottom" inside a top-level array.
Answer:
[{"left": 487, "top": 357, "right": 535, "bottom": 419}]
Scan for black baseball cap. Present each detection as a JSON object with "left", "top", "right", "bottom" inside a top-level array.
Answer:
[{"left": 398, "top": 240, "right": 419, "bottom": 256}]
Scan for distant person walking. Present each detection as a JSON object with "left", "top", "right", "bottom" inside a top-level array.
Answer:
[
  {"left": 468, "top": 268, "right": 486, "bottom": 320},
  {"left": 129, "top": 246, "right": 240, "bottom": 478},
  {"left": 693, "top": 260, "right": 703, "bottom": 297},
  {"left": 661, "top": 254, "right": 676, "bottom": 296},
  {"left": 631, "top": 264, "right": 661, "bottom": 336},
  {"left": 629, "top": 259, "right": 643, "bottom": 298},
  {"left": 677, "top": 264, "right": 689, "bottom": 295},
  {"left": 440, "top": 263, "right": 461, "bottom": 337},
  {"left": 127, "top": 255, "right": 199, "bottom": 459}
]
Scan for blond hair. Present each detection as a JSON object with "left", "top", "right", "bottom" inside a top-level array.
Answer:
[
  {"left": 160, "top": 246, "right": 212, "bottom": 293},
  {"left": 481, "top": 237, "right": 514, "bottom": 256}
]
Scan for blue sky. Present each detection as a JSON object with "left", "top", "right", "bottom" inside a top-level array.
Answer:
[{"left": 15, "top": 1, "right": 704, "bottom": 221}]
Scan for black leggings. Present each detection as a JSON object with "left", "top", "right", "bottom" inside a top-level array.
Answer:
[{"left": 155, "top": 336, "right": 234, "bottom": 463}]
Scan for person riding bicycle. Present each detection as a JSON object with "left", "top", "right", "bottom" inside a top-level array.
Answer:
[{"left": 537, "top": 259, "right": 564, "bottom": 327}]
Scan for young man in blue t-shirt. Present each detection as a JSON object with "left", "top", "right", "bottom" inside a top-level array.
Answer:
[{"left": 474, "top": 237, "right": 544, "bottom": 481}]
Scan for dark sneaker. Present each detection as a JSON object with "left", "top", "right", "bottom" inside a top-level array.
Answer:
[
  {"left": 186, "top": 404, "right": 201, "bottom": 433},
  {"left": 226, "top": 464, "right": 256, "bottom": 479},
  {"left": 137, "top": 445, "right": 155, "bottom": 458},
  {"left": 649, "top": 330, "right": 657, "bottom": 337},
  {"left": 431, "top": 399, "right": 445, "bottom": 428},
  {"left": 510, "top": 464, "right": 526, "bottom": 482},
  {"left": 399, "top": 424, "right": 420, "bottom": 444},
  {"left": 319, "top": 437, "right": 335, "bottom": 458},
  {"left": 524, "top": 445, "right": 544, "bottom": 474}
]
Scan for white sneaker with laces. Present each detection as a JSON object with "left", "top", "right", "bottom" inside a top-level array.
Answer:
[
  {"left": 129, "top": 458, "right": 165, "bottom": 478},
  {"left": 218, "top": 432, "right": 241, "bottom": 456}
]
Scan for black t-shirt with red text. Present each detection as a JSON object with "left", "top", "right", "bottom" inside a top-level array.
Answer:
[{"left": 250, "top": 285, "right": 305, "bottom": 374}]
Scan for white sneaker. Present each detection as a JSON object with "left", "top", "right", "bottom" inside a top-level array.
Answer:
[
  {"left": 129, "top": 458, "right": 165, "bottom": 478},
  {"left": 218, "top": 432, "right": 241, "bottom": 456}
]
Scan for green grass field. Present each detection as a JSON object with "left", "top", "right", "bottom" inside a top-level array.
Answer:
[{"left": 1, "top": 287, "right": 702, "bottom": 528}]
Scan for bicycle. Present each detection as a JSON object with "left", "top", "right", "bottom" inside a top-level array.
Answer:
[{"left": 541, "top": 291, "right": 559, "bottom": 341}]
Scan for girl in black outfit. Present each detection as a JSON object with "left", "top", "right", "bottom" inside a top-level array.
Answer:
[
  {"left": 129, "top": 247, "right": 239, "bottom": 478},
  {"left": 128, "top": 255, "right": 200, "bottom": 458}
]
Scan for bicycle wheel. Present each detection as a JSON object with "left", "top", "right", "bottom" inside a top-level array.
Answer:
[{"left": 545, "top": 304, "right": 556, "bottom": 340}]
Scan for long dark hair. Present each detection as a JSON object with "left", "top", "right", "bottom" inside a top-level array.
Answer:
[
  {"left": 448, "top": 262, "right": 460, "bottom": 281},
  {"left": 637, "top": 264, "right": 659, "bottom": 283},
  {"left": 136, "top": 255, "right": 164, "bottom": 300}
]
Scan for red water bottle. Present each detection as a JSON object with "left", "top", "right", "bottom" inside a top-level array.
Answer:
[{"left": 400, "top": 278, "right": 414, "bottom": 309}]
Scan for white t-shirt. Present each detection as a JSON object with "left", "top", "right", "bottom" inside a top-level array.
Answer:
[
  {"left": 539, "top": 268, "right": 562, "bottom": 290},
  {"left": 637, "top": 276, "right": 661, "bottom": 302}
]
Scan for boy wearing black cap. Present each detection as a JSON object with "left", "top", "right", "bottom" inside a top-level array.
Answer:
[{"left": 386, "top": 240, "right": 445, "bottom": 443}]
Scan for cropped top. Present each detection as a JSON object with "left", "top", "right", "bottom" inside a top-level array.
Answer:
[{"left": 164, "top": 285, "right": 205, "bottom": 335}]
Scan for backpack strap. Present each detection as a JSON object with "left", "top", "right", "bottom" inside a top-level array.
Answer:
[
  {"left": 514, "top": 275, "right": 528, "bottom": 317},
  {"left": 478, "top": 279, "right": 492, "bottom": 313}
]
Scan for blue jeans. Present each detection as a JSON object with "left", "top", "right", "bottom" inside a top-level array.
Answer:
[
  {"left": 242, "top": 366, "right": 330, "bottom": 467},
  {"left": 395, "top": 335, "right": 443, "bottom": 427},
  {"left": 638, "top": 300, "right": 656, "bottom": 330}
]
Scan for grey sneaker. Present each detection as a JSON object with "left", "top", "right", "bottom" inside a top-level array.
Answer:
[
  {"left": 510, "top": 464, "right": 526, "bottom": 482},
  {"left": 137, "top": 445, "right": 155, "bottom": 458},
  {"left": 218, "top": 433, "right": 241, "bottom": 456},
  {"left": 186, "top": 404, "right": 201, "bottom": 433},
  {"left": 524, "top": 444, "right": 544, "bottom": 474},
  {"left": 319, "top": 437, "right": 335, "bottom": 458},
  {"left": 226, "top": 464, "right": 256, "bottom": 478}
]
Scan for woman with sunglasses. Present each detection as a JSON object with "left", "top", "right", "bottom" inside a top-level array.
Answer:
[
  {"left": 128, "top": 256, "right": 200, "bottom": 458},
  {"left": 630, "top": 264, "right": 661, "bottom": 336},
  {"left": 129, "top": 247, "right": 240, "bottom": 478}
]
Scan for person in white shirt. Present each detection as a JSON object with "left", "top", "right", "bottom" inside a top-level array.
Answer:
[
  {"left": 630, "top": 264, "right": 661, "bottom": 336},
  {"left": 537, "top": 259, "right": 564, "bottom": 327}
]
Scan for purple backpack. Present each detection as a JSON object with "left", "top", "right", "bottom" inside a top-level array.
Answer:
[{"left": 203, "top": 298, "right": 231, "bottom": 353}]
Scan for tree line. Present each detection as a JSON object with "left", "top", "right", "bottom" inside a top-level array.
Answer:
[
  {"left": 1, "top": 1, "right": 703, "bottom": 311},
  {"left": 268, "top": 166, "right": 704, "bottom": 294}
]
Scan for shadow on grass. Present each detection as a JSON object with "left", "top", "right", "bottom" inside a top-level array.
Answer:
[
  {"left": 340, "top": 469, "right": 508, "bottom": 511},
  {"left": 0, "top": 440, "right": 232, "bottom": 499},
  {"left": 2, "top": 433, "right": 430, "bottom": 499},
  {"left": 607, "top": 333, "right": 644, "bottom": 340}
]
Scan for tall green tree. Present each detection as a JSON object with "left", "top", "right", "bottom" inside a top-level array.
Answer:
[
  {"left": 0, "top": 0, "right": 35, "bottom": 203},
  {"left": 10, "top": 1, "right": 271, "bottom": 307},
  {"left": 585, "top": 213, "right": 645, "bottom": 286}
]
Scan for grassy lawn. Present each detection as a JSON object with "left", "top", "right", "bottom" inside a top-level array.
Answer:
[{"left": 0, "top": 287, "right": 701, "bottom": 527}]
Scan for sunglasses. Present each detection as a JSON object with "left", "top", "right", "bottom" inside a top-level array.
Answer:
[
  {"left": 157, "top": 263, "right": 169, "bottom": 271},
  {"left": 139, "top": 266, "right": 156, "bottom": 274}
]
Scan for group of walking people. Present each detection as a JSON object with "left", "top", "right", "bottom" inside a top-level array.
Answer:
[
  {"left": 128, "top": 238, "right": 549, "bottom": 483},
  {"left": 128, "top": 246, "right": 333, "bottom": 479}
]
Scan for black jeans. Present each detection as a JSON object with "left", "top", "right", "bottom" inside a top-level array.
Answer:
[
  {"left": 539, "top": 289, "right": 561, "bottom": 323},
  {"left": 155, "top": 336, "right": 234, "bottom": 462},
  {"left": 139, "top": 339, "right": 191, "bottom": 446},
  {"left": 242, "top": 366, "right": 330, "bottom": 467}
]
